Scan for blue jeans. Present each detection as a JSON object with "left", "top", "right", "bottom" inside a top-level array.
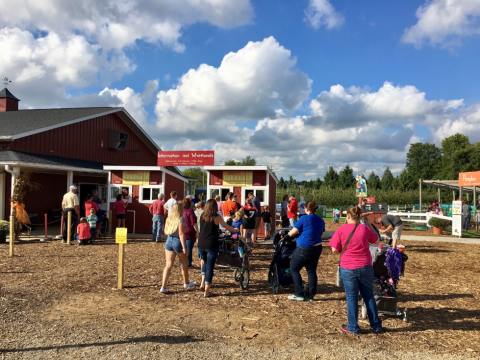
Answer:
[
  {"left": 152, "top": 215, "right": 164, "bottom": 241},
  {"left": 165, "top": 236, "right": 183, "bottom": 254},
  {"left": 463, "top": 215, "right": 470, "bottom": 231},
  {"left": 198, "top": 247, "right": 219, "bottom": 285},
  {"left": 290, "top": 245, "right": 323, "bottom": 299},
  {"left": 334, "top": 214, "right": 339, "bottom": 223},
  {"left": 288, "top": 217, "right": 297, "bottom": 228},
  {"left": 340, "top": 265, "right": 382, "bottom": 334},
  {"left": 186, "top": 239, "right": 195, "bottom": 267}
]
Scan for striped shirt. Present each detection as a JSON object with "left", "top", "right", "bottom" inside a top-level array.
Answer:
[{"left": 87, "top": 215, "right": 98, "bottom": 229}]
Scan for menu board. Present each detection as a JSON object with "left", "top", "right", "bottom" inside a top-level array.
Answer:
[
  {"left": 122, "top": 171, "right": 150, "bottom": 186},
  {"left": 223, "top": 171, "right": 253, "bottom": 187}
]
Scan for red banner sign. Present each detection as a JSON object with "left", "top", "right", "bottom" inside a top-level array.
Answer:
[{"left": 157, "top": 151, "right": 215, "bottom": 166}]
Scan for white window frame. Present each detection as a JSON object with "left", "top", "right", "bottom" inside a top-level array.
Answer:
[
  {"left": 206, "top": 186, "right": 234, "bottom": 201},
  {"left": 242, "top": 186, "right": 268, "bottom": 207},
  {"left": 139, "top": 185, "right": 164, "bottom": 204},
  {"left": 109, "top": 184, "right": 133, "bottom": 204}
]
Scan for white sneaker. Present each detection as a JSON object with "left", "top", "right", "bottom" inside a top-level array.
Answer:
[
  {"left": 160, "top": 287, "right": 168, "bottom": 293},
  {"left": 184, "top": 281, "right": 197, "bottom": 288}
]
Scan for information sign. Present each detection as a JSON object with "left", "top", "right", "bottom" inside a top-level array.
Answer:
[
  {"left": 451, "top": 201, "right": 462, "bottom": 237},
  {"left": 122, "top": 171, "right": 150, "bottom": 186},
  {"left": 116, "top": 228, "right": 128, "bottom": 244},
  {"left": 452, "top": 201, "right": 462, "bottom": 216},
  {"left": 157, "top": 151, "right": 214, "bottom": 166}
]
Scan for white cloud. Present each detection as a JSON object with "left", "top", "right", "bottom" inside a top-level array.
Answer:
[
  {"left": 428, "top": 104, "right": 480, "bottom": 144},
  {"left": 0, "top": 0, "right": 254, "bottom": 52},
  {"left": 154, "top": 37, "right": 311, "bottom": 140},
  {"left": 309, "top": 82, "right": 463, "bottom": 129},
  {"left": 304, "top": 0, "right": 345, "bottom": 30},
  {"left": 402, "top": 0, "right": 480, "bottom": 48}
]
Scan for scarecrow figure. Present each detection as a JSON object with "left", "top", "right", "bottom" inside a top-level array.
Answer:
[{"left": 356, "top": 174, "right": 367, "bottom": 198}]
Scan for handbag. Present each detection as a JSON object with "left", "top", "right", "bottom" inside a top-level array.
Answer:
[{"left": 336, "top": 223, "right": 359, "bottom": 287}]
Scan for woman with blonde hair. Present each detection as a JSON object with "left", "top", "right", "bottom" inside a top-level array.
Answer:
[
  {"left": 330, "top": 206, "right": 382, "bottom": 334},
  {"left": 161, "top": 203, "right": 196, "bottom": 293}
]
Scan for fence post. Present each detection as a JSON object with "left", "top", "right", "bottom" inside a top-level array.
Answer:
[
  {"left": 9, "top": 215, "right": 14, "bottom": 257},
  {"left": 44, "top": 214, "right": 48, "bottom": 239},
  {"left": 67, "top": 211, "right": 72, "bottom": 245},
  {"left": 60, "top": 212, "right": 64, "bottom": 237}
]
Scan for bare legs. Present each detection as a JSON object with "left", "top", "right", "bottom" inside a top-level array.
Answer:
[{"left": 162, "top": 250, "right": 190, "bottom": 290}]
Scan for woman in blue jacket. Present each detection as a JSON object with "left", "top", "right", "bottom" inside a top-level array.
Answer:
[{"left": 287, "top": 201, "right": 325, "bottom": 301}]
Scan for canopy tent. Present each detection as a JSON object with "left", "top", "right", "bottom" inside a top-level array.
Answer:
[
  {"left": 419, "top": 179, "right": 479, "bottom": 207},
  {"left": 195, "top": 185, "right": 207, "bottom": 195}
]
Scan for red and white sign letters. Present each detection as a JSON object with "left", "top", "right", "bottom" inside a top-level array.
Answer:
[{"left": 157, "top": 151, "right": 215, "bottom": 166}]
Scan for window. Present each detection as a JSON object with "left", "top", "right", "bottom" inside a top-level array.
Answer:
[
  {"left": 243, "top": 188, "right": 267, "bottom": 206},
  {"left": 110, "top": 185, "right": 132, "bottom": 203},
  {"left": 210, "top": 188, "right": 219, "bottom": 199},
  {"left": 140, "top": 186, "right": 163, "bottom": 203}
]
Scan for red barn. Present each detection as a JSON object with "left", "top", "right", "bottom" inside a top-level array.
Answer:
[
  {"left": 0, "top": 88, "right": 187, "bottom": 233},
  {"left": 204, "top": 166, "right": 278, "bottom": 237}
]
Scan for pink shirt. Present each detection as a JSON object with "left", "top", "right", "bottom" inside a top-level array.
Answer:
[
  {"left": 114, "top": 200, "right": 126, "bottom": 215},
  {"left": 329, "top": 223, "right": 378, "bottom": 270}
]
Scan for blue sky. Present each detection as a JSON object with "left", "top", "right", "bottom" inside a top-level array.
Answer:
[{"left": 1, "top": 0, "right": 480, "bottom": 179}]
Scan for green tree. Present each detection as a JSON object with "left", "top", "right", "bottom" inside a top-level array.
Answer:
[
  {"left": 438, "top": 133, "right": 470, "bottom": 179},
  {"left": 182, "top": 167, "right": 207, "bottom": 191},
  {"left": 394, "top": 170, "right": 416, "bottom": 191},
  {"left": 323, "top": 166, "right": 339, "bottom": 188},
  {"left": 224, "top": 156, "right": 257, "bottom": 166},
  {"left": 381, "top": 167, "right": 394, "bottom": 191},
  {"left": 278, "top": 177, "right": 285, "bottom": 189},
  {"left": 313, "top": 177, "right": 322, "bottom": 189},
  {"left": 288, "top": 176, "right": 294, "bottom": 187},
  {"left": 406, "top": 142, "right": 442, "bottom": 180},
  {"left": 338, "top": 164, "right": 356, "bottom": 189},
  {"left": 367, "top": 172, "right": 380, "bottom": 190}
]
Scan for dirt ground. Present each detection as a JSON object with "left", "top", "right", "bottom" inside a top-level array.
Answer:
[{"left": 0, "top": 236, "right": 479, "bottom": 360}]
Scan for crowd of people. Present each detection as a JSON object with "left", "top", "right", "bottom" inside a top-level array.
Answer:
[{"left": 61, "top": 185, "right": 389, "bottom": 334}]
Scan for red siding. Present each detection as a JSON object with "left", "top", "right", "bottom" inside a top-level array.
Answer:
[
  {"left": 10, "top": 113, "right": 157, "bottom": 166},
  {"left": 0, "top": 98, "right": 19, "bottom": 112},
  {"left": 4, "top": 173, "right": 11, "bottom": 220},
  {"left": 111, "top": 171, "right": 122, "bottom": 184},
  {"left": 164, "top": 173, "right": 185, "bottom": 201},
  {"left": 233, "top": 187, "right": 242, "bottom": 204},
  {"left": 149, "top": 171, "right": 163, "bottom": 185},
  {"left": 209, "top": 171, "right": 223, "bottom": 185},
  {"left": 252, "top": 171, "right": 266, "bottom": 186},
  {"left": 73, "top": 175, "right": 106, "bottom": 184}
]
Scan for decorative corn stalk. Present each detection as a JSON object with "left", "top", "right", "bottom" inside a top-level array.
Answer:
[{"left": 10, "top": 172, "right": 40, "bottom": 241}]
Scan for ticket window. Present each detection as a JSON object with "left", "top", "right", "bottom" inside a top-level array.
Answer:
[
  {"left": 210, "top": 187, "right": 232, "bottom": 201},
  {"left": 243, "top": 188, "right": 266, "bottom": 206}
]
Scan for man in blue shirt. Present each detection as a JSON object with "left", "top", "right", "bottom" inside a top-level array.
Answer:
[{"left": 287, "top": 201, "right": 325, "bottom": 301}]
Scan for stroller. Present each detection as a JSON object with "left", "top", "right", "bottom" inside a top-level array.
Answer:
[
  {"left": 361, "top": 244, "right": 408, "bottom": 322},
  {"left": 268, "top": 229, "right": 305, "bottom": 294}
]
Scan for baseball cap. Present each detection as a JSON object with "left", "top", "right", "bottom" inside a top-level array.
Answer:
[{"left": 69, "top": 185, "right": 77, "bottom": 190}]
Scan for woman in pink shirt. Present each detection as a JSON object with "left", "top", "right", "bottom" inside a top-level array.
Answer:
[{"left": 330, "top": 206, "right": 383, "bottom": 335}]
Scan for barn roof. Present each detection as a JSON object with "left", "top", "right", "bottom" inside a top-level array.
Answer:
[
  {"left": 0, "top": 107, "right": 120, "bottom": 137},
  {"left": 0, "top": 150, "right": 108, "bottom": 173},
  {"left": 0, "top": 88, "right": 20, "bottom": 101}
]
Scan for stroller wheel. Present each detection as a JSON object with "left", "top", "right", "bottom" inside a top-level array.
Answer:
[
  {"left": 271, "top": 264, "right": 279, "bottom": 294},
  {"left": 239, "top": 269, "right": 250, "bottom": 290},
  {"left": 234, "top": 269, "right": 241, "bottom": 282},
  {"left": 403, "top": 308, "right": 408, "bottom": 322},
  {"left": 361, "top": 304, "right": 367, "bottom": 319}
]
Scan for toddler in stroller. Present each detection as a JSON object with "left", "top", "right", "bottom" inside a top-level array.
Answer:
[
  {"left": 268, "top": 230, "right": 305, "bottom": 294},
  {"left": 361, "top": 244, "right": 408, "bottom": 322}
]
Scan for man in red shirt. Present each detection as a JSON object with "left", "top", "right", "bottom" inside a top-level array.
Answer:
[
  {"left": 149, "top": 193, "right": 165, "bottom": 242},
  {"left": 287, "top": 194, "right": 298, "bottom": 228},
  {"left": 221, "top": 192, "right": 238, "bottom": 217}
]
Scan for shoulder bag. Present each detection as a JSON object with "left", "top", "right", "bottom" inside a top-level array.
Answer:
[{"left": 335, "top": 223, "right": 359, "bottom": 287}]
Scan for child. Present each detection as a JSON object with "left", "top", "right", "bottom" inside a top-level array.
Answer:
[
  {"left": 77, "top": 217, "right": 91, "bottom": 245},
  {"left": 334, "top": 207, "right": 341, "bottom": 223},
  {"left": 262, "top": 205, "right": 272, "bottom": 240},
  {"left": 232, "top": 211, "right": 244, "bottom": 238},
  {"left": 226, "top": 210, "right": 235, "bottom": 227},
  {"left": 87, "top": 208, "right": 98, "bottom": 243}
]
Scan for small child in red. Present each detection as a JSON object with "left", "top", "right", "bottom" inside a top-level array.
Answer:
[{"left": 77, "top": 217, "right": 91, "bottom": 245}]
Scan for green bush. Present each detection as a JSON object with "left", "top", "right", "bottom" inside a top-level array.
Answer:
[
  {"left": 0, "top": 220, "right": 10, "bottom": 232},
  {"left": 428, "top": 217, "right": 450, "bottom": 228}
]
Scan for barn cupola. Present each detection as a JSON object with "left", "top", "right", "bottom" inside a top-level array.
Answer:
[{"left": 0, "top": 88, "right": 20, "bottom": 112}]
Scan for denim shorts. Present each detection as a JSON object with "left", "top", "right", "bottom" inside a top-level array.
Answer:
[
  {"left": 165, "top": 236, "right": 183, "bottom": 254},
  {"left": 116, "top": 214, "right": 126, "bottom": 220}
]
